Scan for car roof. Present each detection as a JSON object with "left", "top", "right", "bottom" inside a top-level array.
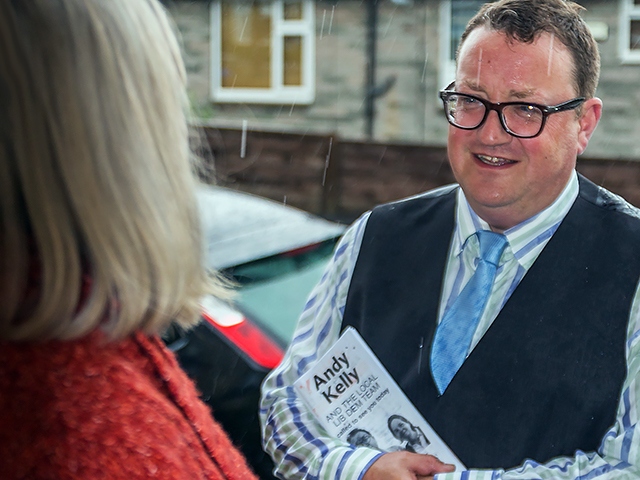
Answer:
[{"left": 197, "top": 185, "right": 346, "bottom": 270}]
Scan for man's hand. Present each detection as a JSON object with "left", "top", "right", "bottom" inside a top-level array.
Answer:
[{"left": 362, "top": 451, "right": 456, "bottom": 480}]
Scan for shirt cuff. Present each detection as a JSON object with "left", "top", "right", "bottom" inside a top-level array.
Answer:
[
  {"left": 435, "top": 469, "right": 503, "bottom": 480},
  {"left": 319, "top": 446, "right": 383, "bottom": 480}
]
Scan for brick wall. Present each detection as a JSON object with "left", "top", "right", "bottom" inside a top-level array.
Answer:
[{"left": 197, "top": 126, "right": 640, "bottom": 222}]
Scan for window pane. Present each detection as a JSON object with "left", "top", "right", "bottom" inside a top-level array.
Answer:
[
  {"left": 284, "top": 36, "right": 302, "bottom": 86},
  {"left": 284, "top": 2, "right": 303, "bottom": 20},
  {"left": 221, "top": 2, "right": 271, "bottom": 88},
  {"left": 631, "top": 20, "right": 640, "bottom": 50},
  {"left": 450, "top": 1, "right": 485, "bottom": 60}
]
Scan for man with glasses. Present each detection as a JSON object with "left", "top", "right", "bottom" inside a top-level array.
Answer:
[{"left": 261, "top": 1, "right": 640, "bottom": 479}]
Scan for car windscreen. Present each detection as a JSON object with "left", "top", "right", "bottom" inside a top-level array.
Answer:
[{"left": 225, "top": 240, "right": 336, "bottom": 345}]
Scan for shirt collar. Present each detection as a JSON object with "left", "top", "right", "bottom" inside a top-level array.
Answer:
[{"left": 453, "top": 170, "right": 579, "bottom": 267}]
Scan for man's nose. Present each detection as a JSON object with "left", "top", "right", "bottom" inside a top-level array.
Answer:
[{"left": 477, "top": 109, "right": 512, "bottom": 144}]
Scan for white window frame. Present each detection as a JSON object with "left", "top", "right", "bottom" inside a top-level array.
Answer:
[
  {"left": 438, "top": 0, "right": 484, "bottom": 90},
  {"left": 438, "top": 1, "right": 455, "bottom": 90},
  {"left": 619, "top": 0, "right": 640, "bottom": 63},
  {"left": 210, "top": 0, "right": 316, "bottom": 104}
]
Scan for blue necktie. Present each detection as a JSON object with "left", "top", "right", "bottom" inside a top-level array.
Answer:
[{"left": 430, "top": 230, "right": 508, "bottom": 394}]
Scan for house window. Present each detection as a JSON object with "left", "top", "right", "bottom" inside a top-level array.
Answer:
[
  {"left": 620, "top": 0, "right": 640, "bottom": 63},
  {"left": 211, "top": 0, "right": 315, "bottom": 104},
  {"left": 438, "top": 0, "right": 485, "bottom": 89}
]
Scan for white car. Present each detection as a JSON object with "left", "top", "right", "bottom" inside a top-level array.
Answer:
[{"left": 165, "top": 185, "right": 345, "bottom": 479}]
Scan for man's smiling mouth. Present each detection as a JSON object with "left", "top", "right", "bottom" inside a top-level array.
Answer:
[{"left": 477, "top": 154, "right": 517, "bottom": 167}]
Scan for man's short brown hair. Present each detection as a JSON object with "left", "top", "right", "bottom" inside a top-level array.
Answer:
[{"left": 458, "top": 0, "right": 600, "bottom": 98}]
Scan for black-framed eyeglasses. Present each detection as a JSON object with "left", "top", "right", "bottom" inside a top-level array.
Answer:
[{"left": 439, "top": 82, "right": 586, "bottom": 139}]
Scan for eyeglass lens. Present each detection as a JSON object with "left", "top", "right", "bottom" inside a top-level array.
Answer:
[{"left": 445, "top": 94, "right": 544, "bottom": 137}]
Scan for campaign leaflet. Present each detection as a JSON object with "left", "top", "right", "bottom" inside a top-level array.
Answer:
[{"left": 294, "top": 326, "right": 466, "bottom": 470}]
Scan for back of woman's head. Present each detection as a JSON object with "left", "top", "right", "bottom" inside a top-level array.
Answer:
[{"left": 0, "top": 0, "right": 222, "bottom": 341}]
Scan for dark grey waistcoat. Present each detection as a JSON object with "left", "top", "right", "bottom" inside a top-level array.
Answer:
[{"left": 343, "top": 175, "right": 640, "bottom": 468}]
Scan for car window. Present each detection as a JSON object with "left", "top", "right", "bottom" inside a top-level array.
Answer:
[{"left": 226, "top": 240, "right": 337, "bottom": 343}]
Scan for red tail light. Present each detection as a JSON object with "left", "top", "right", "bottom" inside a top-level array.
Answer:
[{"left": 200, "top": 297, "right": 284, "bottom": 370}]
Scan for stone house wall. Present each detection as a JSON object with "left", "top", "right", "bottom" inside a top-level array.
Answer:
[{"left": 170, "top": 0, "right": 640, "bottom": 161}]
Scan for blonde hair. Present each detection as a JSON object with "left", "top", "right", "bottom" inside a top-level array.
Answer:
[{"left": 0, "top": 0, "right": 226, "bottom": 341}]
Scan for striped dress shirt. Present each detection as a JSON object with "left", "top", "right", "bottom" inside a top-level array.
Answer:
[{"left": 260, "top": 171, "right": 640, "bottom": 480}]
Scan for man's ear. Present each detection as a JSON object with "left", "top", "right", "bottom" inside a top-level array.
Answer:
[{"left": 577, "top": 97, "right": 603, "bottom": 155}]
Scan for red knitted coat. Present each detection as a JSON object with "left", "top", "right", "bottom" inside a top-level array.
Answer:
[{"left": 0, "top": 330, "right": 258, "bottom": 480}]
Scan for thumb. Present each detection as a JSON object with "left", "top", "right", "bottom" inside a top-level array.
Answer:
[{"left": 411, "top": 455, "right": 456, "bottom": 476}]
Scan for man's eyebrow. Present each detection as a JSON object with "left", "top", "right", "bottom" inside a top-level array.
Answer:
[
  {"left": 510, "top": 88, "right": 536, "bottom": 100},
  {"left": 458, "top": 80, "right": 483, "bottom": 92},
  {"left": 459, "top": 81, "right": 537, "bottom": 100}
]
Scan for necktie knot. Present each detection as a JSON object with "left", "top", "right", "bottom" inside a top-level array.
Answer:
[{"left": 477, "top": 230, "right": 508, "bottom": 268}]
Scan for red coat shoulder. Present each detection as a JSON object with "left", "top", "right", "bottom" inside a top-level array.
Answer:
[{"left": 0, "top": 331, "right": 257, "bottom": 480}]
